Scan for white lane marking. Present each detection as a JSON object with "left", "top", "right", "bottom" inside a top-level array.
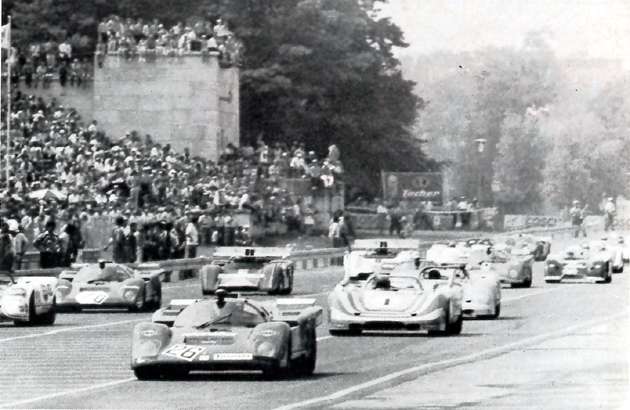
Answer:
[
  {"left": 0, "top": 378, "right": 136, "bottom": 409},
  {"left": 273, "top": 309, "right": 630, "bottom": 410},
  {"left": 0, "top": 318, "right": 145, "bottom": 344}
]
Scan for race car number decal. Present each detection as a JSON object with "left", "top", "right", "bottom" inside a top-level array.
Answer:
[{"left": 163, "top": 344, "right": 205, "bottom": 361}]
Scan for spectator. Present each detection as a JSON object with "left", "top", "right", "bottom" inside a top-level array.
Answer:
[
  {"left": 11, "top": 224, "right": 29, "bottom": 270},
  {"left": 0, "top": 222, "right": 15, "bottom": 272},
  {"left": 32, "top": 219, "right": 62, "bottom": 268}
]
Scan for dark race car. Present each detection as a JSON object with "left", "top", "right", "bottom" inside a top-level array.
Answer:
[
  {"left": 200, "top": 247, "right": 294, "bottom": 295},
  {"left": 132, "top": 291, "right": 322, "bottom": 379},
  {"left": 56, "top": 261, "right": 163, "bottom": 312}
]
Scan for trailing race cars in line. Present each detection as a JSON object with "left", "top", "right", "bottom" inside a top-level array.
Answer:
[
  {"left": 544, "top": 243, "right": 613, "bottom": 283},
  {"left": 328, "top": 265, "right": 464, "bottom": 336},
  {"left": 0, "top": 271, "right": 57, "bottom": 325},
  {"left": 55, "top": 261, "right": 163, "bottom": 311},
  {"left": 132, "top": 290, "right": 322, "bottom": 379},
  {"left": 200, "top": 247, "right": 294, "bottom": 295},
  {"left": 343, "top": 239, "right": 421, "bottom": 280}
]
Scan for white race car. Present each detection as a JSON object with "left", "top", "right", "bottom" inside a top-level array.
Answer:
[
  {"left": 0, "top": 271, "right": 57, "bottom": 325},
  {"left": 588, "top": 238, "right": 623, "bottom": 273},
  {"left": 343, "top": 239, "right": 421, "bottom": 280}
]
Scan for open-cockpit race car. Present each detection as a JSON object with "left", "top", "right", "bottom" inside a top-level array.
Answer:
[
  {"left": 544, "top": 243, "right": 613, "bottom": 283},
  {"left": 327, "top": 264, "right": 464, "bottom": 336},
  {"left": 0, "top": 270, "right": 57, "bottom": 326},
  {"left": 481, "top": 239, "right": 535, "bottom": 288},
  {"left": 200, "top": 247, "right": 294, "bottom": 295},
  {"left": 131, "top": 290, "right": 323, "bottom": 379},
  {"left": 343, "top": 239, "right": 421, "bottom": 280},
  {"left": 55, "top": 261, "right": 163, "bottom": 312},
  {"left": 500, "top": 234, "right": 551, "bottom": 262}
]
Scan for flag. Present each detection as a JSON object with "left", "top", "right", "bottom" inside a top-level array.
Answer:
[{"left": 0, "top": 22, "right": 10, "bottom": 49}]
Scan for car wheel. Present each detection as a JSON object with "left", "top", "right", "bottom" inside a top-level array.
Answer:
[
  {"left": 491, "top": 303, "right": 501, "bottom": 319},
  {"left": 129, "top": 290, "right": 145, "bottom": 312},
  {"left": 522, "top": 274, "right": 532, "bottom": 288},
  {"left": 612, "top": 264, "right": 623, "bottom": 274},
  {"left": 14, "top": 294, "right": 37, "bottom": 326},
  {"left": 295, "top": 328, "right": 317, "bottom": 377},
  {"left": 37, "top": 297, "right": 56, "bottom": 325},
  {"left": 603, "top": 272, "right": 612, "bottom": 283},
  {"left": 447, "top": 312, "right": 463, "bottom": 335},
  {"left": 133, "top": 366, "right": 161, "bottom": 380}
]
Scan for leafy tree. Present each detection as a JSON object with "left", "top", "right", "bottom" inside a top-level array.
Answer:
[{"left": 492, "top": 112, "right": 545, "bottom": 213}]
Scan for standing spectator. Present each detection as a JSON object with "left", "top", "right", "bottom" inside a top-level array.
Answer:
[
  {"left": 184, "top": 212, "right": 199, "bottom": 259},
  {"left": 11, "top": 225, "right": 29, "bottom": 270},
  {"left": 604, "top": 197, "right": 616, "bottom": 232},
  {"left": 388, "top": 206, "right": 403, "bottom": 237},
  {"left": 569, "top": 200, "right": 587, "bottom": 238},
  {"left": 376, "top": 200, "right": 388, "bottom": 235},
  {"left": 0, "top": 222, "right": 15, "bottom": 272},
  {"left": 33, "top": 219, "right": 62, "bottom": 268},
  {"left": 103, "top": 216, "right": 127, "bottom": 263},
  {"left": 127, "top": 222, "right": 139, "bottom": 263},
  {"left": 328, "top": 216, "right": 341, "bottom": 248}
]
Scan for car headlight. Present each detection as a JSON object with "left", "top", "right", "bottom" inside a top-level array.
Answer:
[
  {"left": 123, "top": 289, "right": 138, "bottom": 301},
  {"left": 255, "top": 341, "right": 277, "bottom": 357},
  {"left": 6, "top": 288, "right": 27, "bottom": 297},
  {"left": 137, "top": 339, "right": 161, "bottom": 358},
  {"left": 593, "top": 263, "right": 602, "bottom": 269},
  {"left": 509, "top": 270, "right": 518, "bottom": 278}
]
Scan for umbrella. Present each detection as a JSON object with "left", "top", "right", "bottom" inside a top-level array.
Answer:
[{"left": 28, "top": 189, "right": 67, "bottom": 201}]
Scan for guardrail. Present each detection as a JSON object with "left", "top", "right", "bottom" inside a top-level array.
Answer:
[{"left": 8, "top": 224, "right": 586, "bottom": 280}]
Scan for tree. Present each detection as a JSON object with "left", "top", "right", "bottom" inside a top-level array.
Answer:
[{"left": 492, "top": 112, "right": 545, "bottom": 213}]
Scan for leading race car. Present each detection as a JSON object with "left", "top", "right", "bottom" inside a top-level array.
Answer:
[
  {"left": 55, "top": 261, "right": 163, "bottom": 312},
  {"left": 132, "top": 290, "right": 323, "bottom": 379},
  {"left": 200, "top": 247, "right": 294, "bottom": 295},
  {"left": 328, "top": 265, "right": 464, "bottom": 336},
  {"left": 0, "top": 271, "right": 57, "bottom": 326},
  {"left": 544, "top": 243, "right": 612, "bottom": 283},
  {"left": 343, "top": 239, "right": 421, "bottom": 280}
]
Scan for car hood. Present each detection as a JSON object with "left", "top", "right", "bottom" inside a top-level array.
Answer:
[{"left": 346, "top": 288, "right": 423, "bottom": 313}]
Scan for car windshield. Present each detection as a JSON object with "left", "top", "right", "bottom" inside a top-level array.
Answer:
[
  {"left": 75, "top": 264, "right": 133, "bottom": 283},
  {"left": 174, "top": 299, "right": 267, "bottom": 328},
  {"left": 366, "top": 276, "right": 421, "bottom": 291},
  {"left": 225, "top": 257, "right": 273, "bottom": 271}
]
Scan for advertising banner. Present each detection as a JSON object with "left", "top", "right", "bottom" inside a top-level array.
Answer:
[{"left": 381, "top": 172, "right": 442, "bottom": 205}]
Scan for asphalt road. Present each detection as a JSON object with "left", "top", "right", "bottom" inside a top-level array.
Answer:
[{"left": 0, "top": 233, "right": 628, "bottom": 410}]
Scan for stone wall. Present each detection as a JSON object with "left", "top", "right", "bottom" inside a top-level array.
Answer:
[{"left": 93, "top": 53, "right": 239, "bottom": 160}]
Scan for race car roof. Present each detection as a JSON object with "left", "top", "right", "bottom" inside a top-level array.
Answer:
[
  {"left": 212, "top": 247, "right": 291, "bottom": 258},
  {"left": 352, "top": 239, "right": 420, "bottom": 251}
]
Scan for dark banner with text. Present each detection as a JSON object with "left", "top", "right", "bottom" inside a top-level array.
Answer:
[{"left": 381, "top": 171, "right": 443, "bottom": 204}]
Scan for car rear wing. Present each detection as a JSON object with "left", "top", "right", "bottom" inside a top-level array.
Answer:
[
  {"left": 272, "top": 298, "right": 323, "bottom": 326},
  {"left": 351, "top": 239, "right": 420, "bottom": 251},
  {"left": 212, "top": 247, "right": 291, "bottom": 259}
]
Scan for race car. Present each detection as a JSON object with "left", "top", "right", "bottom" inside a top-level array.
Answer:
[
  {"left": 594, "top": 236, "right": 624, "bottom": 273},
  {"left": 459, "top": 249, "right": 502, "bottom": 319},
  {"left": 131, "top": 290, "right": 323, "bottom": 379},
  {"left": 343, "top": 239, "right": 421, "bottom": 280},
  {"left": 484, "top": 240, "right": 535, "bottom": 287},
  {"left": 544, "top": 243, "right": 612, "bottom": 283},
  {"left": 200, "top": 247, "right": 294, "bottom": 295},
  {"left": 327, "top": 266, "right": 464, "bottom": 336},
  {"left": 425, "top": 242, "right": 470, "bottom": 265},
  {"left": 55, "top": 261, "right": 163, "bottom": 312},
  {"left": 0, "top": 271, "right": 57, "bottom": 326},
  {"left": 501, "top": 234, "right": 551, "bottom": 262}
]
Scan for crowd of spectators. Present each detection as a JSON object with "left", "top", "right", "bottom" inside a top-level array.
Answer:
[
  {"left": 1, "top": 38, "right": 92, "bottom": 89},
  {"left": 0, "top": 91, "right": 343, "bottom": 268},
  {"left": 95, "top": 15, "right": 242, "bottom": 67}
]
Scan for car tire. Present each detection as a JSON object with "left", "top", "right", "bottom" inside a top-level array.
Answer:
[
  {"left": 129, "top": 290, "right": 145, "bottom": 312},
  {"left": 522, "top": 274, "right": 532, "bottom": 288},
  {"left": 149, "top": 287, "right": 162, "bottom": 311},
  {"left": 612, "top": 265, "right": 623, "bottom": 274},
  {"left": 447, "top": 312, "right": 463, "bottom": 335},
  {"left": 37, "top": 297, "right": 56, "bottom": 325},
  {"left": 133, "top": 366, "right": 161, "bottom": 380},
  {"left": 603, "top": 272, "right": 612, "bottom": 283},
  {"left": 491, "top": 303, "right": 501, "bottom": 319},
  {"left": 14, "top": 294, "right": 37, "bottom": 326},
  {"left": 295, "top": 328, "right": 317, "bottom": 377}
]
